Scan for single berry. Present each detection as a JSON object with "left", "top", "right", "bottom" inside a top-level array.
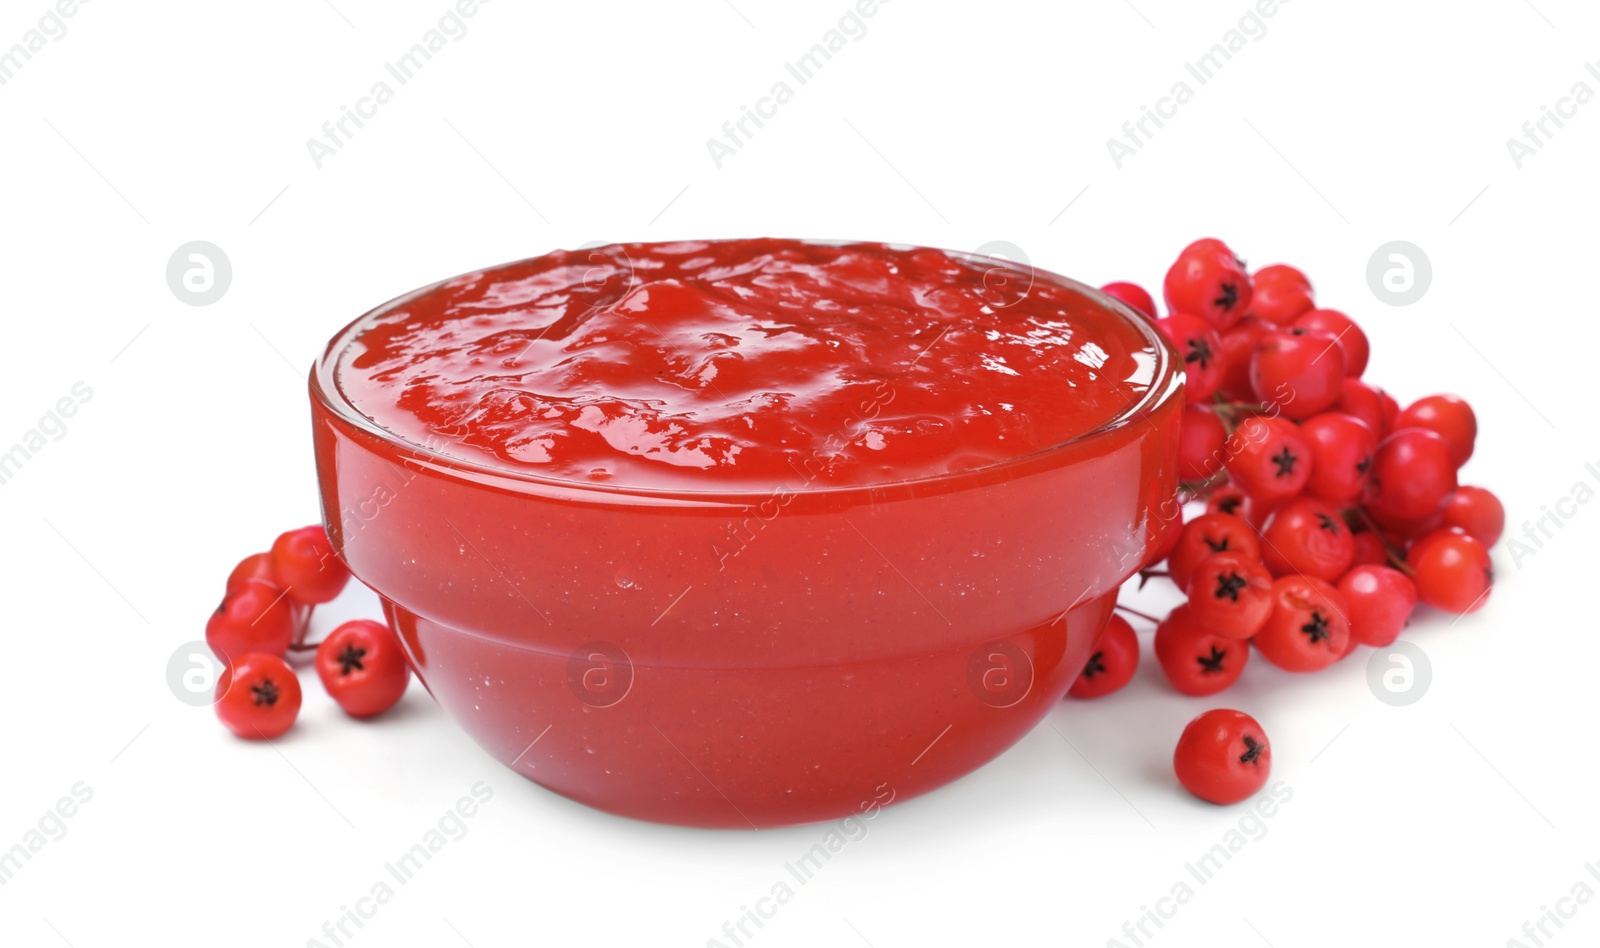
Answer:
[
  {"left": 225, "top": 552, "right": 275, "bottom": 598},
  {"left": 1163, "top": 238, "right": 1253, "bottom": 330},
  {"left": 1186, "top": 551, "right": 1274, "bottom": 640},
  {"left": 1154, "top": 605, "right": 1250, "bottom": 696},
  {"left": 1252, "top": 263, "right": 1311, "bottom": 289},
  {"left": 1334, "top": 378, "right": 1395, "bottom": 439},
  {"left": 1252, "top": 574, "right": 1351, "bottom": 673},
  {"left": 1395, "top": 394, "right": 1477, "bottom": 469},
  {"left": 1068, "top": 614, "right": 1139, "bottom": 699},
  {"left": 1337, "top": 565, "right": 1418, "bottom": 648},
  {"left": 215, "top": 653, "right": 302, "bottom": 740},
  {"left": 1173, "top": 709, "right": 1271, "bottom": 805},
  {"left": 269, "top": 525, "right": 350, "bottom": 606},
  {"left": 1250, "top": 327, "right": 1345, "bottom": 420},
  {"left": 1407, "top": 528, "right": 1493, "bottom": 614},
  {"left": 1298, "top": 411, "right": 1377, "bottom": 505},
  {"left": 1365, "top": 428, "right": 1458, "bottom": 523},
  {"left": 1261, "top": 496, "right": 1355, "bottom": 581},
  {"left": 206, "top": 578, "right": 295, "bottom": 664},
  {"left": 1440, "top": 486, "right": 1505, "bottom": 547},
  {"left": 1293, "top": 309, "right": 1369, "bottom": 378},
  {"left": 315, "top": 619, "right": 411, "bottom": 718},
  {"left": 1223, "top": 416, "right": 1312, "bottom": 501},
  {"left": 1246, "top": 266, "right": 1315, "bottom": 326}
]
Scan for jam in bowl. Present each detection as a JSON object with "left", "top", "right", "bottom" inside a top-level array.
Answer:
[{"left": 310, "top": 239, "right": 1183, "bottom": 827}]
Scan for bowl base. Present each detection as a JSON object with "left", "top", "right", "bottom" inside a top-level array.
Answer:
[{"left": 385, "top": 591, "right": 1116, "bottom": 829}]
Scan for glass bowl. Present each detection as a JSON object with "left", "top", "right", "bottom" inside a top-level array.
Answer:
[{"left": 309, "top": 246, "right": 1183, "bottom": 828}]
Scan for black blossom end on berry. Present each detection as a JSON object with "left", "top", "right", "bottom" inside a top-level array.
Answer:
[
  {"left": 1271, "top": 447, "right": 1298, "bottom": 478},
  {"left": 1185, "top": 337, "right": 1214, "bottom": 370},
  {"left": 1239, "top": 735, "right": 1265, "bottom": 766},
  {"left": 252, "top": 679, "right": 281, "bottom": 707},
  {"left": 1218, "top": 496, "right": 1243, "bottom": 516},
  {"left": 1203, "top": 536, "right": 1230, "bottom": 553},
  {"left": 1300, "top": 612, "right": 1331, "bottom": 645},
  {"left": 1214, "top": 282, "right": 1239, "bottom": 312},
  {"left": 1215, "top": 571, "right": 1247, "bottom": 602},
  {"left": 1082, "top": 651, "right": 1107, "bottom": 679},
  {"left": 336, "top": 644, "right": 367, "bottom": 676},
  {"left": 1196, "top": 645, "right": 1228, "bottom": 674},
  {"left": 1315, "top": 513, "right": 1340, "bottom": 533}
]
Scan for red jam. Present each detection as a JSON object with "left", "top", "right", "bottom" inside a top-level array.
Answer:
[
  {"left": 311, "top": 239, "right": 1182, "bottom": 828},
  {"left": 334, "top": 239, "right": 1162, "bottom": 490}
]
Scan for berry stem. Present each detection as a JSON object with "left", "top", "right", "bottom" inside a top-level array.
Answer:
[
  {"left": 1349, "top": 506, "right": 1416, "bottom": 576},
  {"left": 286, "top": 604, "right": 322, "bottom": 653},
  {"left": 1208, "top": 398, "right": 1269, "bottom": 432},
  {"left": 1136, "top": 567, "right": 1172, "bottom": 590},
  {"left": 1178, "top": 472, "right": 1228, "bottom": 498},
  {"left": 1114, "top": 603, "right": 1164, "bottom": 624}
]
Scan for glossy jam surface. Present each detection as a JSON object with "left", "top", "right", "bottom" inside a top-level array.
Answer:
[{"left": 335, "top": 239, "right": 1161, "bottom": 490}]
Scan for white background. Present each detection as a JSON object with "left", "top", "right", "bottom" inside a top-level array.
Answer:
[{"left": 2, "top": 1, "right": 1597, "bottom": 946}]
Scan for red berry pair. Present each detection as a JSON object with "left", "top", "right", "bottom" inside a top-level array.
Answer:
[
  {"left": 208, "top": 525, "right": 351, "bottom": 665},
  {"left": 215, "top": 619, "right": 412, "bottom": 738}
]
